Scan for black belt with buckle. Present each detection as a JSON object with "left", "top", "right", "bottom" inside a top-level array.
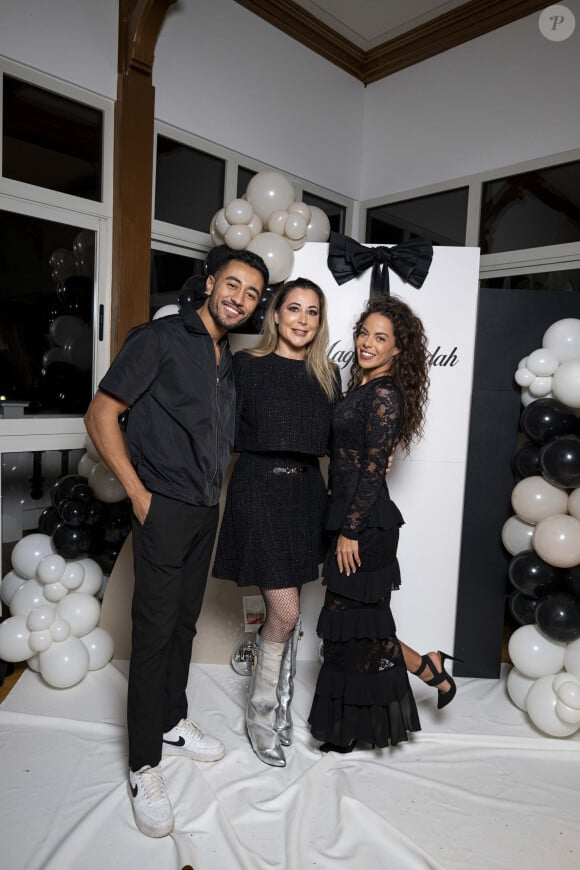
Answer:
[{"left": 272, "top": 465, "right": 308, "bottom": 475}]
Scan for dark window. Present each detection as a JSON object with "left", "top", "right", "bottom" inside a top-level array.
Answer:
[
  {"left": 150, "top": 250, "right": 205, "bottom": 319},
  {"left": 2, "top": 75, "right": 103, "bottom": 201},
  {"left": 154, "top": 136, "right": 225, "bottom": 232},
  {"left": 237, "top": 167, "right": 256, "bottom": 198},
  {"left": 0, "top": 210, "right": 94, "bottom": 416},
  {"left": 480, "top": 161, "right": 580, "bottom": 254},
  {"left": 302, "top": 192, "right": 346, "bottom": 234},
  {"left": 366, "top": 188, "right": 468, "bottom": 245},
  {"left": 480, "top": 269, "right": 580, "bottom": 292}
]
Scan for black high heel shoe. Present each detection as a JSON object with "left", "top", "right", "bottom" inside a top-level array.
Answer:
[
  {"left": 413, "top": 651, "right": 463, "bottom": 710},
  {"left": 319, "top": 740, "right": 357, "bottom": 754}
]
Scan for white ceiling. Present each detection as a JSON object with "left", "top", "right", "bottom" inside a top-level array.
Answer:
[{"left": 292, "top": 0, "right": 468, "bottom": 50}]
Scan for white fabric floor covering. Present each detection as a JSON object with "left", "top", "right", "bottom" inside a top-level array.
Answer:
[{"left": 1, "top": 660, "right": 580, "bottom": 870}]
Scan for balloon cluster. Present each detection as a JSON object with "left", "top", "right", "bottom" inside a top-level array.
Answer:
[
  {"left": 515, "top": 317, "right": 580, "bottom": 410},
  {"left": 38, "top": 231, "right": 95, "bottom": 413},
  {"left": 209, "top": 170, "right": 331, "bottom": 286},
  {"left": 504, "top": 317, "right": 580, "bottom": 736},
  {"left": 0, "top": 533, "right": 113, "bottom": 688},
  {"left": 39, "top": 437, "right": 130, "bottom": 576}
]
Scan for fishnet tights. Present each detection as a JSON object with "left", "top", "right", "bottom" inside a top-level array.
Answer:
[{"left": 260, "top": 587, "right": 300, "bottom": 643}]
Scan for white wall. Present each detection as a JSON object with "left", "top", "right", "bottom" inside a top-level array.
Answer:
[
  {"left": 153, "top": 0, "right": 365, "bottom": 199},
  {"left": 0, "top": 0, "right": 118, "bottom": 99},
  {"left": 360, "top": 2, "right": 580, "bottom": 199}
]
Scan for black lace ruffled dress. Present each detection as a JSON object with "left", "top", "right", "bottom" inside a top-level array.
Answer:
[
  {"left": 309, "top": 376, "right": 421, "bottom": 748},
  {"left": 213, "top": 351, "right": 338, "bottom": 589}
]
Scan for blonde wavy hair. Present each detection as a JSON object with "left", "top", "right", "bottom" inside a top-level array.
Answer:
[{"left": 247, "top": 278, "right": 337, "bottom": 401}]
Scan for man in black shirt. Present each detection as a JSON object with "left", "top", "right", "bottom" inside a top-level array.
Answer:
[{"left": 85, "top": 249, "right": 268, "bottom": 838}]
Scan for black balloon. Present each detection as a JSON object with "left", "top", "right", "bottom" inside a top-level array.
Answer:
[
  {"left": 83, "top": 499, "right": 104, "bottom": 527},
  {"left": 91, "top": 544, "right": 121, "bottom": 575},
  {"left": 38, "top": 506, "right": 63, "bottom": 537},
  {"left": 178, "top": 275, "right": 206, "bottom": 308},
  {"left": 539, "top": 435, "right": 580, "bottom": 489},
  {"left": 509, "top": 590, "right": 539, "bottom": 626},
  {"left": 564, "top": 566, "right": 580, "bottom": 599},
  {"left": 51, "top": 475, "right": 84, "bottom": 507},
  {"left": 57, "top": 275, "right": 92, "bottom": 320},
  {"left": 508, "top": 550, "right": 563, "bottom": 597},
  {"left": 512, "top": 441, "right": 542, "bottom": 479},
  {"left": 536, "top": 591, "right": 580, "bottom": 643},
  {"left": 56, "top": 498, "right": 88, "bottom": 527},
  {"left": 52, "top": 524, "right": 92, "bottom": 560},
  {"left": 520, "top": 398, "right": 577, "bottom": 444}
]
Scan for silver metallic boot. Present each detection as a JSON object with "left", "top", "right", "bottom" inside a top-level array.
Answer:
[
  {"left": 275, "top": 619, "right": 300, "bottom": 746},
  {"left": 246, "top": 634, "right": 286, "bottom": 767}
]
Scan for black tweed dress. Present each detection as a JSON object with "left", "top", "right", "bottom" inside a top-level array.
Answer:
[{"left": 213, "top": 351, "right": 339, "bottom": 588}]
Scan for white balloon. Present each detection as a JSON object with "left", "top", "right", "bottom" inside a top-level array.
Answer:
[
  {"left": 284, "top": 212, "right": 307, "bottom": 241},
  {"left": 543, "top": 318, "right": 580, "bottom": 363},
  {"left": 60, "top": 562, "right": 85, "bottom": 591},
  {"left": 517, "top": 356, "right": 528, "bottom": 369},
  {"left": 247, "top": 213, "right": 263, "bottom": 239},
  {"left": 209, "top": 214, "right": 225, "bottom": 246},
  {"left": 26, "top": 604, "right": 56, "bottom": 632},
  {"left": 10, "top": 579, "right": 46, "bottom": 617},
  {"left": 50, "top": 618, "right": 71, "bottom": 642},
  {"left": 1, "top": 570, "right": 26, "bottom": 606},
  {"left": 246, "top": 171, "right": 295, "bottom": 223},
  {"left": 508, "top": 624, "right": 565, "bottom": 678},
  {"left": 526, "top": 347, "right": 560, "bottom": 377},
  {"left": 27, "top": 653, "right": 41, "bottom": 672},
  {"left": 0, "top": 616, "right": 32, "bottom": 661},
  {"left": 39, "top": 636, "right": 90, "bottom": 688},
  {"left": 514, "top": 367, "right": 534, "bottom": 387},
  {"left": 287, "top": 236, "right": 306, "bottom": 251},
  {"left": 29, "top": 629, "right": 53, "bottom": 653},
  {"left": 247, "top": 232, "right": 294, "bottom": 284},
  {"left": 288, "top": 201, "right": 311, "bottom": 222},
  {"left": 552, "top": 359, "right": 580, "bottom": 408},
  {"left": 56, "top": 592, "right": 100, "bottom": 637},
  {"left": 520, "top": 387, "right": 538, "bottom": 408},
  {"left": 224, "top": 198, "right": 253, "bottom": 225},
  {"left": 569, "top": 489, "right": 580, "bottom": 521},
  {"left": 80, "top": 627, "right": 114, "bottom": 670},
  {"left": 84, "top": 434, "right": 101, "bottom": 461},
  {"left": 556, "top": 680, "right": 580, "bottom": 710},
  {"left": 214, "top": 208, "right": 229, "bottom": 238},
  {"left": 267, "top": 209, "right": 288, "bottom": 235},
  {"left": 528, "top": 376, "right": 552, "bottom": 398},
  {"left": 77, "top": 452, "right": 97, "bottom": 479},
  {"left": 555, "top": 699, "right": 580, "bottom": 725},
  {"left": 533, "top": 514, "right": 580, "bottom": 568},
  {"left": 153, "top": 304, "right": 179, "bottom": 320},
  {"left": 76, "top": 559, "right": 103, "bottom": 597},
  {"left": 42, "top": 347, "right": 66, "bottom": 368},
  {"left": 49, "top": 315, "right": 89, "bottom": 347},
  {"left": 552, "top": 672, "right": 579, "bottom": 693},
  {"left": 224, "top": 224, "right": 252, "bottom": 251},
  {"left": 506, "top": 667, "right": 536, "bottom": 711},
  {"left": 564, "top": 638, "right": 580, "bottom": 679},
  {"left": 501, "top": 515, "right": 535, "bottom": 555},
  {"left": 305, "top": 205, "right": 331, "bottom": 242},
  {"left": 11, "top": 534, "right": 55, "bottom": 580},
  {"left": 511, "top": 476, "right": 568, "bottom": 525},
  {"left": 43, "top": 582, "right": 68, "bottom": 603},
  {"left": 526, "top": 675, "right": 579, "bottom": 736},
  {"left": 89, "top": 462, "right": 127, "bottom": 503},
  {"left": 36, "top": 553, "right": 66, "bottom": 585}
]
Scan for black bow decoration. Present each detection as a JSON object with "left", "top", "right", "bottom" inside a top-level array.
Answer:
[{"left": 327, "top": 232, "right": 433, "bottom": 297}]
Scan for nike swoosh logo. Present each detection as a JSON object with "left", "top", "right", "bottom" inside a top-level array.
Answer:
[
  {"left": 163, "top": 736, "right": 186, "bottom": 747},
  {"left": 130, "top": 784, "right": 138, "bottom": 797}
]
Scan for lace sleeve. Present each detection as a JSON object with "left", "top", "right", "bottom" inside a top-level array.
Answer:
[{"left": 341, "top": 383, "right": 402, "bottom": 538}]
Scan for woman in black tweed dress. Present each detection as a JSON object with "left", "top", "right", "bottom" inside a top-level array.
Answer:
[
  {"left": 309, "top": 295, "right": 460, "bottom": 753},
  {"left": 213, "top": 278, "right": 340, "bottom": 767}
]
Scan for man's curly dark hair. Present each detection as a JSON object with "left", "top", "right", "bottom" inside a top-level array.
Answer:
[{"left": 347, "top": 294, "right": 430, "bottom": 453}]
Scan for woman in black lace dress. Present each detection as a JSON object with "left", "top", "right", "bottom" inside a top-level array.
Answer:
[
  {"left": 213, "top": 278, "right": 340, "bottom": 767},
  {"left": 309, "top": 295, "right": 459, "bottom": 753}
]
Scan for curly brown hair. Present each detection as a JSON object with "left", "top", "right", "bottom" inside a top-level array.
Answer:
[{"left": 347, "top": 295, "right": 430, "bottom": 453}]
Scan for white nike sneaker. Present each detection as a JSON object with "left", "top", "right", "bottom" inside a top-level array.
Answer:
[
  {"left": 162, "top": 718, "right": 225, "bottom": 762},
  {"left": 129, "top": 765, "right": 174, "bottom": 838}
]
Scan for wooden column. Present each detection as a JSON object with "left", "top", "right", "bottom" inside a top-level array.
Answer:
[{"left": 111, "top": 0, "right": 176, "bottom": 354}]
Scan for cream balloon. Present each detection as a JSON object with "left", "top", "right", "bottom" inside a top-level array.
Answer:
[
  {"left": 508, "top": 624, "right": 565, "bottom": 678},
  {"left": 36, "top": 553, "right": 66, "bottom": 585},
  {"left": 305, "top": 205, "right": 331, "bottom": 242},
  {"left": 11, "top": 533, "right": 55, "bottom": 580},
  {"left": 57, "top": 592, "right": 100, "bottom": 637},
  {"left": 0, "top": 615, "right": 32, "bottom": 661},
  {"left": 526, "top": 675, "right": 579, "bottom": 736},
  {"left": 247, "top": 213, "right": 263, "bottom": 239},
  {"left": 224, "top": 198, "right": 253, "bottom": 225},
  {"left": 564, "top": 638, "right": 580, "bottom": 679},
  {"left": 39, "top": 636, "right": 90, "bottom": 688},
  {"left": 501, "top": 515, "right": 535, "bottom": 555},
  {"left": 555, "top": 699, "right": 580, "bottom": 725},
  {"left": 284, "top": 212, "right": 307, "bottom": 241},
  {"left": 214, "top": 208, "right": 229, "bottom": 238},
  {"left": 224, "top": 224, "right": 252, "bottom": 251},
  {"left": 209, "top": 212, "right": 225, "bottom": 246},
  {"left": 288, "top": 201, "right": 311, "bottom": 222},
  {"left": 533, "top": 514, "right": 580, "bottom": 568},
  {"left": 89, "top": 462, "right": 127, "bottom": 503},
  {"left": 557, "top": 679, "right": 580, "bottom": 710},
  {"left": 543, "top": 318, "right": 580, "bottom": 363},
  {"left": 246, "top": 171, "right": 295, "bottom": 224},
  {"left": 552, "top": 359, "right": 580, "bottom": 408},
  {"left": 80, "top": 627, "right": 114, "bottom": 670},
  {"left": 526, "top": 347, "right": 560, "bottom": 377},
  {"left": 569, "top": 489, "right": 580, "bottom": 521},
  {"left": 506, "top": 666, "right": 536, "bottom": 711},
  {"left": 267, "top": 209, "right": 288, "bottom": 235},
  {"left": 511, "top": 476, "right": 568, "bottom": 525},
  {"left": 247, "top": 232, "right": 294, "bottom": 284}
]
